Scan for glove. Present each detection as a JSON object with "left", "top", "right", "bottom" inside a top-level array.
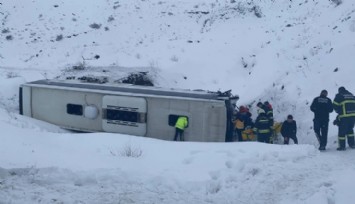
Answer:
[{"left": 333, "top": 119, "right": 338, "bottom": 126}]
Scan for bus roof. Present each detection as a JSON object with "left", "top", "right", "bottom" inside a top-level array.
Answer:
[{"left": 26, "top": 80, "right": 230, "bottom": 101}]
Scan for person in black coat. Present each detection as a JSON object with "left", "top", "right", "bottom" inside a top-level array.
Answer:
[
  {"left": 310, "top": 90, "right": 333, "bottom": 150},
  {"left": 281, "top": 115, "right": 298, "bottom": 145}
]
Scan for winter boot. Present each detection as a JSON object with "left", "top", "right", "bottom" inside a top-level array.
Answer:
[
  {"left": 337, "top": 137, "right": 346, "bottom": 151},
  {"left": 318, "top": 146, "right": 326, "bottom": 151}
]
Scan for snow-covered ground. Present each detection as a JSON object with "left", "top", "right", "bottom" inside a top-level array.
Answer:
[
  {"left": 1, "top": 116, "right": 355, "bottom": 204},
  {"left": 1, "top": 117, "right": 355, "bottom": 204},
  {"left": 1, "top": 0, "right": 355, "bottom": 203}
]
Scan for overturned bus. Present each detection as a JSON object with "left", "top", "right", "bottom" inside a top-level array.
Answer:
[{"left": 19, "top": 80, "right": 238, "bottom": 142}]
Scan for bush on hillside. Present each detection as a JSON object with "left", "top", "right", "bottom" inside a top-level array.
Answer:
[
  {"left": 331, "top": 0, "right": 342, "bottom": 6},
  {"left": 5, "top": 35, "right": 13, "bottom": 40},
  {"left": 6, "top": 72, "right": 20, "bottom": 79},
  {"left": 71, "top": 62, "right": 86, "bottom": 71},
  {"left": 120, "top": 144, "right": 143, "bottom": 158},
  {"left": 1, "top": 28, "right": 10, "bottom": 34},
  {"left": 89, "top": 23, "right": 102, "bottom": 29},
  {"left": 107, "top": 16, "right": 115, "bottom": 22},
  {"left": 109, "top": 144, "right": 143, "bottom": 158},
  {"left": 170, "top": 55, "right": 179, "bottom": 62},
  {"left": 56, "top": 34, "right": 63, "bottom": 41},
  {"left": 252, "top": 6, "right": 262, "bottom": 18}
]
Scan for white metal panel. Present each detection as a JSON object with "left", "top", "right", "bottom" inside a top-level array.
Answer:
[
  {"left": 206, "top": 104, "right": 227, "bottom": 142},
  {"left": 145, "top": 97, "right": 226, "bottom": 142},
  {"left": 31, "top": 87, "right": 103, "bottom": 132},
  {"left": 22, "top": 86, "right": 32, "bottom": 117},
  {"left": 102, "top": 95, "right": 147, "bottom": 136}
]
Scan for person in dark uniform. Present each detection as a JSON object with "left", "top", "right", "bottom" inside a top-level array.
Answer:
[
  {"left": 281, "top": 115, "right": 298, "bottom": 145},
  {"left": 264, "top": 101, "right": 274, "bottom": 124},
  {"left": 333, "top": 87, "right": 355, "bottom": 151},
  {"left": 254, "top": 109, "right": 273, "bottom": 143},
  {"left": 310, "top": 90, "right": 333, "bottom": 150},
  {"left": 256, "top": 102, "right": 266, "bottom": 112}
]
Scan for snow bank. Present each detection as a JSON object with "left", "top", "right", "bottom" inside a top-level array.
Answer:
[
  {"left": 1, "top": 119, "right": 354, "bottom": 203},
  {"left": 0, "top": 118, "right": 324, "bottom": 203}
]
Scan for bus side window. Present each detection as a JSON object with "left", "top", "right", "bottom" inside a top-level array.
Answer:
[
  {"left": 67, "top": 104, "right": 83, "bottom": 116},
  {"left": 106, "top": 109, "right": 139, "bottom": 122}
]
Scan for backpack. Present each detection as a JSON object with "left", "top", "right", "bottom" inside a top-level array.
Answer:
[
  {"left": 234, "top": 119, "right": 245, "bottom": 129},
  {"left": 242, "top": 128, "right": 255, "bottom": 141}
]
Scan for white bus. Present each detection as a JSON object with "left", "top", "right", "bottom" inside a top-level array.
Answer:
[{"left": 19, "top": 80, "right": 238, "bottom": 142}]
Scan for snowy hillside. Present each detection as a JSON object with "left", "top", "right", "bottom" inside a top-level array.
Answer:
[
  {"left": 1, "top": 0, "right": 355, "bottom": 203},
  {"left": 2, "top": 0, "right": 355, "bottom": 142}
]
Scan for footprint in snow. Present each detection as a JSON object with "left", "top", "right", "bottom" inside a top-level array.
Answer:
[
  {"left": 182, "top": 157, "right": 193, "bottom": 165},
  {"left": 225, "top": 160, "right": 234, "bottom": 169},
  {"left": 209, "top": 170, "right": 221, "bottom": 180}
]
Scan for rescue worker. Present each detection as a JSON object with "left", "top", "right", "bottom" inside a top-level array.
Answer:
[
  {"left": 174, "top": 116, "right": 188, "bottom": 141},
  {"left": 264, "top": 101, "right": 274, "bottom": 124},
  {"left": 310, "top": 90, "right": 333, "bottom": 150},
  {"left": 281, "top": 115, "right": 298, "bottom": 145},
  {"left": 256, "top": 102, "right": 266, "bottom": 113},
  {"left": 333, "top": 87, "right": 355, "bottom": 150},
  {"left": 234, "top": 106, "right": 254, "bottom": 141},
  {"left": 254, "top": 109, "right": 273, "bottom": 143}
]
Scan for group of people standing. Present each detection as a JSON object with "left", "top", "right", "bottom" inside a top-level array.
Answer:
[
  {"left": 173, "top": 86, "right": 355, "bottom": 151},
  {"left": 311, "top": 87, "right": 355, "bottom": 151},
  {"left": 233, "top": 101, "right": 298, "bottom": 145},
  {"left": 232, "top": 86, "right": 355, "bottom": 151}
]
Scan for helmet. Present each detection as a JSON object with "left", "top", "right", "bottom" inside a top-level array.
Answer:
[
  {"left": 264, "top": 101, "right": 273, "bottom": 109},
  {"left": 239, "top": 106, "right": 247, "bottom": 113}
]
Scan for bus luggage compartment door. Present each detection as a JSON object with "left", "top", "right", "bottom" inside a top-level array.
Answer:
[{"left": 102, "top": 95, "right": 147, "bottom": 136}]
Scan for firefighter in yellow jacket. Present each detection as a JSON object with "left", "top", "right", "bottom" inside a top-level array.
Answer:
[{"left": 174, "top": 116, "right": 188, "bottom": 141}]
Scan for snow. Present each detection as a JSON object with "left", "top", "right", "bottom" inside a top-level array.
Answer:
[
  {"left": 1, "top": 0, "right": 355, "bottom": 203},
  {"left": 1, "top": 122, "right": 355, "bottom": 203}
]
